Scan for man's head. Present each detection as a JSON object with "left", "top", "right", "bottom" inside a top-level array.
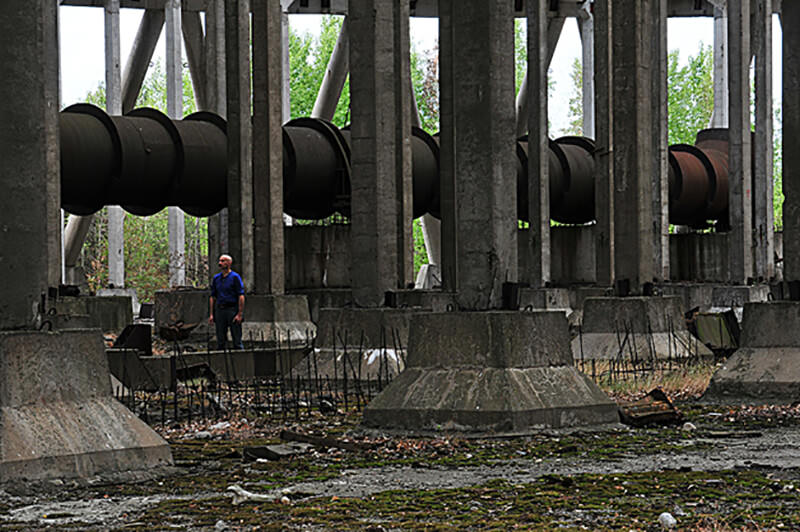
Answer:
[{"left": 218, "top": 254, "right": 233, "bottom": 272}]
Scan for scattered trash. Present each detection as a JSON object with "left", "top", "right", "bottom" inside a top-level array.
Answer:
[
  {"left": 279, "top": 495, "right": 291, "bottom": 505},
  {"left": 618, "top": 389, "right": 683, "bottom": 427},
  {"left": 280, "top": 429, "right": 376, "bottom": 452},
  {"left": 209, "top": 421, "right": 231, "bottom": 431},
  {"left": 193, "top": 431, "right": 212, "bottom": 440},
  {"left": 658, "top": 511, "right": 677, "bottom": 529},
  {"left": 681, "top": 422, "right": 697, "bottom": 432},
  {"left": 227, "top": 485, "right": 273, "bottom": 505},
  {"left": 214, "top": 520, "right": 228, "bottom": 530},
  {"left": 672, "top": 504, "right": 687, "bottom": 517}
]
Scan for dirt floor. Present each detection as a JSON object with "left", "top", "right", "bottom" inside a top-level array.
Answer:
[{"left": 3, "top": 365, "right": 800, "bottom": 530}]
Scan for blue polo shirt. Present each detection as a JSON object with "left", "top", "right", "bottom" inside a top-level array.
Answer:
[{"left": 211, "top": 271, "right": 244, "bottom": 306}]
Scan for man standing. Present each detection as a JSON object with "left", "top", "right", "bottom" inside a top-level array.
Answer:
[{"left": 209, "top": 254, "right": 245, "bottom": 350}]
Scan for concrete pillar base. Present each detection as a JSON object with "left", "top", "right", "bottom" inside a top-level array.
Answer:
[
  {"left": 362, "top": 312, "right": 617, "bottom": 434},
  {"left": 0, "top": 330, "right": 171, "bottom": 483},
  {"left": 572, "top": 296, "right": 713, "bottom": 361},
  {"left": 155, "top": 290, "right": 315, "bottom": 346},
  {"left": 704, "top": 302, "right": 800, "bottom": 404}
]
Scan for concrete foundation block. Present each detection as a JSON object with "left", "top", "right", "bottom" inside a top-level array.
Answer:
[
  {"left": 572, "top": 297, "right": 712, "bottom": 360},
  {"left": 155, "top": 290, "right": 315, "bottom": 345},
  {"left": 703, "top": 347, "right": 800, "bottom": 404},
  {"left": 362, "top": 311, "right": 618, "bottom": 434},
  {"left": 53, "top": 296, "right": 133, "bottom": 333},
  {"left": 316, "top": 307, "right": 427, "bottom": 349},
  {"left": 0, "top": 330, "right": 171, "bottom": 482},
  {"left": 519, "top": 288, "right": 571, "bottom": 311},
  {"left": 704, "top": 302, "right": 800, "bottom": 404},
  {"left": 290, "top": 289, "right": 353, "bottom": 324}
]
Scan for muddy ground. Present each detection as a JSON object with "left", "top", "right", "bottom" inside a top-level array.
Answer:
[{"left": 3, "top": 373, "right": 800, "bottom": 530}]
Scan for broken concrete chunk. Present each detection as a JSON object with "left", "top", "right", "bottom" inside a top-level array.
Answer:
[{"left": 243, "top": 442, "right": 313, "bottom": 461}]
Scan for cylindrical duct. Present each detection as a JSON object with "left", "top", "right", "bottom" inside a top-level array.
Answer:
[
  {"left": 695, "top": 128, "right": 729, "bottom": 220},
  {"left": 60, "top": 103, "right": 228, "bottom": 217},
  {"left": 668, "top": 144, "right": 715, "bottom": 225},
  {"left": 551, "top": 136, "right": 596, "bottom": 224},
  {"left": 515, "top": 138, "right": 567, "bottom": 224},
  {"left": 411, "top": 127, "right": 440, "bottom": 219},
  {"left": 283, "top": 117, "right": 350, "bottom": 220},
  {"left": 60, "top": 104, "right": 121, "bottom": 215}
]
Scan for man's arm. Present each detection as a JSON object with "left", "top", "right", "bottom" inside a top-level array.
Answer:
[
  {"left": 208, "top": 296, "right": 216, "bottom": 324},
  {"left": 234, "top": 294, "right": 245, "bottom": 323}
]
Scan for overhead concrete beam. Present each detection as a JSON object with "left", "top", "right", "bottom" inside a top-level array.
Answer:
[
  {"left": 311, "top": 18, "right": 349, "bottom": 121},
  {"left": 515, "top": 16, "right": 565, "bottom": 138},
  {"left": 122, "top": 9, "right": 165, "bottom": 114},
  {"left": 182, "top": 9, "right": 207, "bottom": 110}
]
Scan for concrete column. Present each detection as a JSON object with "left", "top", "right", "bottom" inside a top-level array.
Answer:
[
  {"left": 652, "top": 0, "right": 670, "bottom": 280},
  {"left": 252, "top": 0, "right": 285, "bottom": 294},
  {"left": 349, "top": 0, "right": 412, "bottom": 305},
  {"left": 311, "top": 18, "right": 349, "bottom": 121},
  {"left": 106, "top": 0, "right": 125, "bottom": 289},
  {"left": 166, "top": 0, "right": 186, "bottom": 287},
  {"left": 0, "top": 0, "right": 60, "bottom": 328},
  {"left": 728, "top": 0, "right": 754, "bottom": 284},
  {"left": 515, "top": 16, "right": 565, "bottom": 139},
  {"left": 611, "top": 0, "right": 662, "bottom": 291},
  {"left": 440, "top": 0, "right": 517, "bottom": 309},
  {"left": 711, "top": 6, "right": 729, "bottom": 128},
  {"left": 525, "top": 0, "right": 550, "bottom": 287},
  {"left": 578, "top": 2, "right": 595, "bottom": 139},
  {"left": 395, "top": 6, "right": 414, "bottom": 287},
  {"left": 205, "top": 0, "right": 227, "bottom": 282},
  {"left": 753, "top": 0, "right": 775, "bottom": 280},
  {"left": 282, "top": 11, "right": 291, "bottom": 123},
  {"left": 594, "top": 0, "right": 614, "bottom": 287},
  {"left": 122, "top": 10, "right": 166, "bottom": 114},
  {"left": 783, "top": 2, "right": 800, "bottom": 280},
  {"left": 225, "top": 0, "right": 254, "bottom": 287}
]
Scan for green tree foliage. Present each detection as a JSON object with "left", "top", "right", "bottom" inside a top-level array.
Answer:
[
  {"left": 564, "top": 58, "right": 584, "bottom": 136},
  {"left": 289, "top": 16, "right": 351, "bottom": 126},
  {"left": 667, "top": 45, "right": 714, "bottom": 145}
]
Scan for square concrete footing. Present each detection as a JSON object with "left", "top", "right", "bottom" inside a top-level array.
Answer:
[
  {"left": 0, "top": 330, "right": 172, "bottom": 482},
  {"left": 704, "top": 302, "right": 800, "bottom": 404},
  {"left": 572, "top": 296, "right": 712, "bottom": 361},
  {"left": 155, "top": 290, "right": 315, "bottom": 346},
  {"left": 362, "top": 311, "right": 618, "bottom": 434}
]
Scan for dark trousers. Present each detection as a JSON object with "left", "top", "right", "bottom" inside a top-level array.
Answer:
[{"left": 214, "top": 305, "right": 243, "bottom": 350}]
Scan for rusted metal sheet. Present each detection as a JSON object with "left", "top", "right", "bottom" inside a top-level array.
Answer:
[{"left": 619, "top": 388, "right": 684, "bottom": 427}]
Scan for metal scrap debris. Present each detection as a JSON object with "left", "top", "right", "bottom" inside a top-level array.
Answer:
[{"left": 618, "top": 388, "right": 684, "bottom": 427}]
